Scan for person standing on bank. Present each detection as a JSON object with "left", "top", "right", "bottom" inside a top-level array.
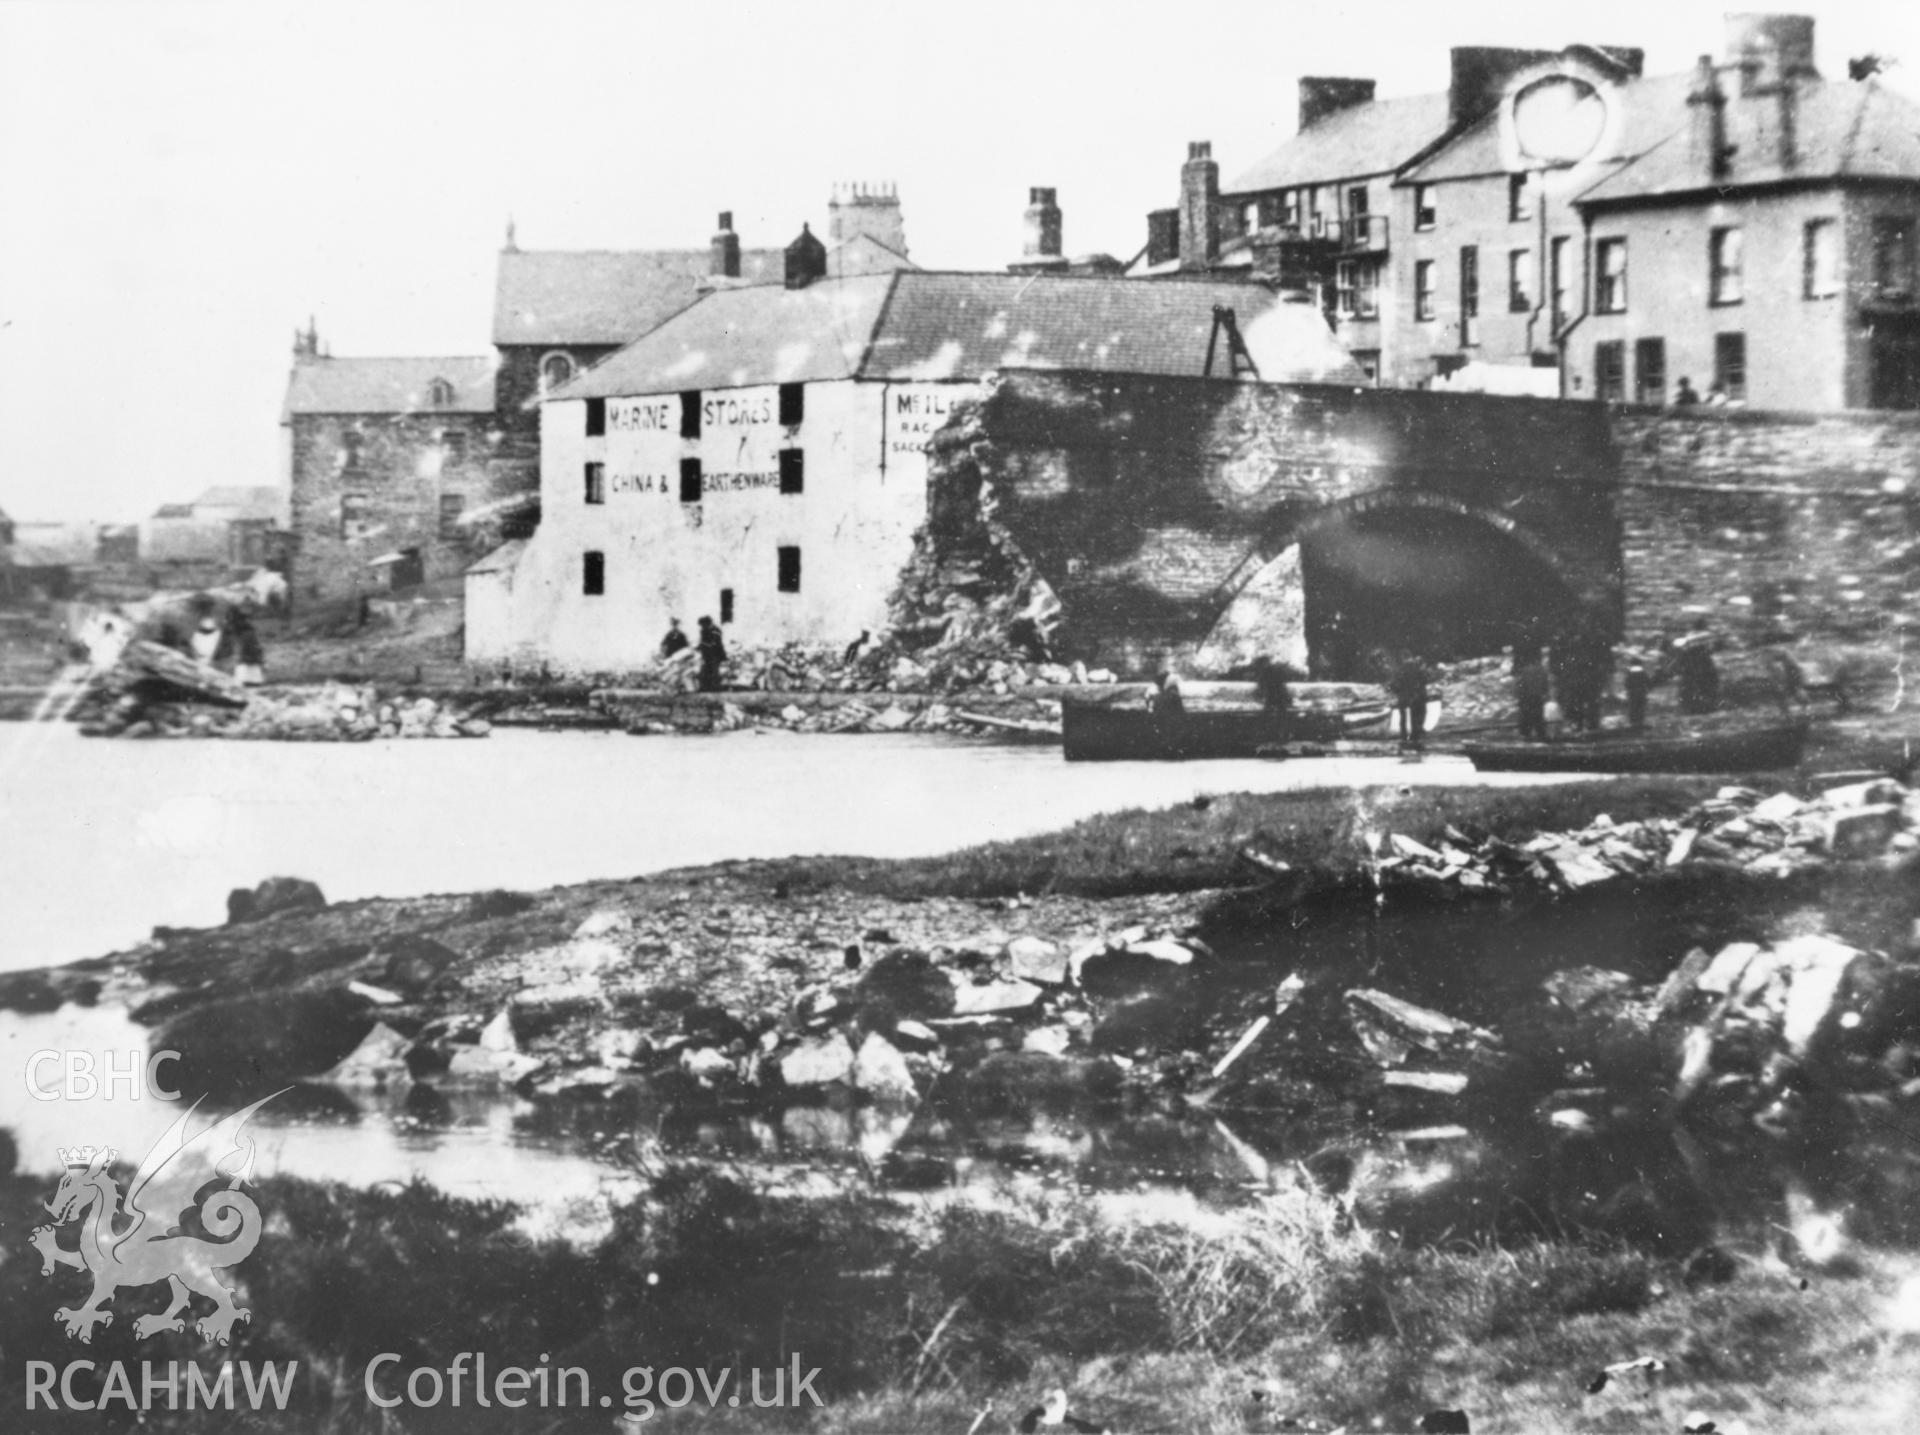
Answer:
[
  {"left": 660, "top": 617, "right": 689, "bottom": 660},
  {"left": 1390, "top": 654, "right": 1429, "bottom": 750},
  {"left": 695, "top": 616, "right": 727, "bottom": 693},
  {"left": 1514, "top": 650, "right": 1551, "bottom": 741}
]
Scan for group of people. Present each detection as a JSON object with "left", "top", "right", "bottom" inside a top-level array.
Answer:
[
  {"left": 1671, "top": 377, "right": 1738, "bottom": 408},
  {"left": 1509, "top": 622, "right": 1721, "bottom": 740},
  {"left": 149, "top": 593, "right": 267, "bottom": 685},
  {"left": 659, "top": 616, "right": 728, "bottom": 692}
]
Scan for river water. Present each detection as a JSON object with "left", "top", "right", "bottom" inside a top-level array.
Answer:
[{"left": 0, "top": 721, "right": 1580, "bottom": 1232}]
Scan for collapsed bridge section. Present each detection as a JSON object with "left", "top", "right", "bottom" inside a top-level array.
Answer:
[{"left": 923, "top": 371, "right": 1624, "bottom": 678}]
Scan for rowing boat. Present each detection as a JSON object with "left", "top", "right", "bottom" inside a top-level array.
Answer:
[
  {"left": 1060, "top": 700, "right": 1404, "bottom": 762},
  {"left": 1458, "top": 721, "right": 1809, "bottom": 774}
]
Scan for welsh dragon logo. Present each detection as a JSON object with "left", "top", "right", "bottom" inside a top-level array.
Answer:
[{"left": 30, "top": 1093, "right": 282, "bottom": 1345}]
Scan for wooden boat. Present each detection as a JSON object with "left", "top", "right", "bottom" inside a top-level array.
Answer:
[
  {"left": 1061, "top": 700, "right": 1402, "bottom": 762},
  {"left": 1459, "top": 721, "right": 1808, "bottom": 774}
]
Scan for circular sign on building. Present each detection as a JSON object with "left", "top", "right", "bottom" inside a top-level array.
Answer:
[{"left": 1498, "top": 58, "right": 1626, "bottom": 191}]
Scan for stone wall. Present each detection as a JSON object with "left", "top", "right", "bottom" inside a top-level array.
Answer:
[{"left": 1612, "top": 405, "right": 1920, "bottom": 649}]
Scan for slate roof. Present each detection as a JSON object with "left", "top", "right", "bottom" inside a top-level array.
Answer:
[
  {"left": 1575, "top": 74, "right": 1920, "bottom": 205},
  {"left": 281, "top": 356, "right": 497, "bottom": 417},
  {"left": 189, "top": 486, "right": 285, "bottom": 519},
  {"left": 556, "top": 271, "right": 1361, "bottom": 399},
  {"left": 1225, "top": 92, "right": 1455, "bottom": 194},
  {"left": 492, "top": 248, "right": 784, "bottom": 347}
]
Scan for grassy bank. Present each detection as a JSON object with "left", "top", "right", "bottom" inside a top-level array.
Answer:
[
  {"left": 737, "top": 778, "right": 1717, "bottom": 901},
  {"left": 4, "top": 1162, "right": 1913, "bottom": 1433}
]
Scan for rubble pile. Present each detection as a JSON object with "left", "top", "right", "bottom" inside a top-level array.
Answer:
[
  {"left": 319, "top": 913, "right": 1218, "bottom": 1107},
  {"left": 1352, "top": 774, "right": 1919, "bottom": 899},
  {"left": 83, "top": 682, "right": 491, "bottom": 740}
]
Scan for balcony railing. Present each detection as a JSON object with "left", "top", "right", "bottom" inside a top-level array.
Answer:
[{"left": 1251, "top": 215, "right": 1389, "bottom": 254}]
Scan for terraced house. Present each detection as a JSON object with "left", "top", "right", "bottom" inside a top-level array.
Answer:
[{"left": 1147, "top": 12, "right": 1920, "bottom": 411}]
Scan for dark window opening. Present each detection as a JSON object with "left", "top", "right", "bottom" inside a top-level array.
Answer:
[
  {"left": 340, "top": 493, "right": 368, "bottom": 538},
  {"left": 582, "top": 551, "right": 605, "bottom": 596},
  {"left": 1714, "top": 332, "right": 1747, "bottom": 401},
  {"left": 1415, "top": 260, "right": 1436, "bottom": 321},
  {"left": 340, "top": 430, "right": 365, "bottom": 474},
  {"left": 1710, "top": 226, "right": 1744, "bottom": 306},
  {"left": 1459, "top": 245, "right": 1480, "bottom": 347},
  {"left": 585, "top": 397, "right": 606, "bottom": 436},
  {"left": 428, "top": 378, "right": 455, "bottom": 408},
  {"left": 438, "top": 494, "right": 464, "bottom": 539},
  {"left": 776, "top": 545, "right": 801, "bottom": 594},
  {"left": 1804, "top": 219, "right": 1839, "bottom": 298},
  {"left": 1508, "top": 248, "right": 1532, "bottom": 313},
  {"left": 585, "top": 462, "right": 606, "bottom": 505},
  {"left": 441, "top": 430, "right": 467, "bottom": 465},
  {"left": 679, "top": 391, "right": 701, "bottom": 439},
  {"left": 778, "top": 383, "right": 805, "bottom": 426},
  {"left": 540, "top": 352, "right": 575, "bottom": 394},
  {"left": 1414, "top": 184, "right": 1436, "bottom": 231},
  {"left": 1508, "top": 174, "right": 1532, "bottom": 223},
  {"left": 779, "top": 448, "right": 804, "bottom": 495},
  {"left": 1550, "top": 236, "right": 1570, "bottom": 329},
  {"left": 1595, "top": 340, "right": 1626, "bottom": 402},
  {"left": 1596, "top": 238, "right": 1628, "bottom": 313},
  {"left": 720, "top": 588, "right": 735, "bottom": 624},
  {"left": 1346, "top": 184, "right": 1368, "bottom": 218},
  {"left": 1873, "top": 216, "right": 1915, "bottom": 298},
  {"left": 679, "top": 457, "right": 703, "bottom": 502},
  {"left": 1634, "top": 337, "right": 1667, "bottom": 405}
]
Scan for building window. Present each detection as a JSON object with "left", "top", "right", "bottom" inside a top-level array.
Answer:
[
  {"left": 1347, "top": 184, "right": 1368, "bottom": 219},
  {"left": 427, "top": 377, "right": 455, "bottom": 408},
  {"left": 584, "top": 462, "right": 605, "bottom": 505},
  {"left": 1714, "top": 332, "right": 1747, "bottom": 401},
  {"left": 539, "top": 352, "right": 575, "bottom": 394},
  {"left": 340, "top": 494, "right": 369, "bottom": 538},
  {"left": 1459, "top": 245, "right": 1479, "bottom": 346},
  {"left": 679, "top": 457, "right": 703, "bottom": 502},
  {"left": 438, "top": 494, "right": 465, "bottom": 539},
  {"left": 1804, "top": 219, "right": 1840, "bottom": 298},
  {"left": 778, "top": 383, "right": 805, "bottom": 426},
  {"left": 1415, "top": 260, "right": 1436, "bottom": 321},
  {"left": 1351, "top": 349, "right": 1381, "bottom": 383},
  {"left": 1508, "top": 248, "right": 1533, "bottom": 312},
  {"left": 779, "top": 448, "right": 805, "bottom": 494},
  {"left": 1355, "top": 263, "right": 1377, "bottom": 318},
  {"left": 1336, "top": 260, "right": 1358, "bottom": 315},
  {"left": 1282, "top": 191, "right": 1301, "bottom": 229},
  {"left": 585, "top": 397, "right": 606, "bottom": 436},
  {"left": 776, "top": 545, "right": 801, "bottom": 593},
  {"left": 679, "top": 391, "right": 702, "bottom": 439},
  {"left": 1508, "top": 174, "right": 1532, "bottom": 223},
  {"left": 1710, "top": 226, "right": 1743, "bottom": 305},
  {"left": 1596, "top": 238, "right": 1628, "bottom": 313},
  {"left": 1595, "top": 341, "right": 1626, "bottom": 401},
  {"left": 720, "top": 588, "right": 735, "bottom": 624},
  {"left": 339, "top": 430, "right": 365, "bottom": 474},
  {"left": 582, "top": 551, "right": 605, "bottom": 596},
  {"left": 1634, "top": 337, "right": 1667, "bottom": 405},
  {"left": 1414, "top": 184, "right": 1436, "bottom": 231},
  {"left": 441, "top": 429, "right": 467, "bottom": 465},
  {"left": 1872, "top": 215, "right": 1914, "bottom": 299},
  {"left": 1550, "top": 236, "right": 1570, "bottom": 329}
]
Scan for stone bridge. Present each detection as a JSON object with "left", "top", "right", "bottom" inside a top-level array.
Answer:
[{"left": 927, "top": 370, "right": 1624, "bottom": 677}]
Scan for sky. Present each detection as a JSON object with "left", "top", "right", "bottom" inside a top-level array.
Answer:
[{"left": 2, "top": 0, "right": 1916, "bottom": 524}]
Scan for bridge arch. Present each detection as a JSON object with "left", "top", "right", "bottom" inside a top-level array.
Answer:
[{"left": 1201, "top": 490, "right": 1607, "bottom": 678}]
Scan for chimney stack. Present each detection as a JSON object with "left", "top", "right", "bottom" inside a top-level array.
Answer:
[
  {"left": 785, "top": 223, "right": 827, "bottom": 289},
  {"left": 1688, "top": 53, "right": 1733, "bottom": 180},
  {"left": 1725, "top": 14, "right": 1816, "bottom": 170},
  {"left": 827, "top": 181, "right": 909, "bottom": 259},
  {"left": 1448, "top": 46, "right": 1558, "bottom": 131},
  {"left": 1178, "top": 142, "right": 1219, "bottom": 272},
  {"left": 711, "top": 211, "right": 741, "bottom": 278},
  {"left": 1146, "top": 208, "right": 1180, "bottom": 268},
  {"left": 1298, "top": 77, "right": 1376, "bottom": 132},
  {"left": 292, "top": 316, "right": 321, "bottom": 361},
  {"left": 1024, "top": 187, "right": 1062, "bottom": 260}
]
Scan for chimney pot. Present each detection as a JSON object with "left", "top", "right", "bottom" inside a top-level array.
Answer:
[{"left": 1021, "top": 186, "right": 1063, "bottom": 262}]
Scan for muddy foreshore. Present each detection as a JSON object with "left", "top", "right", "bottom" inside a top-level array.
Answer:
[{"left": 5, "top": 774, "right": 1920, "bottom": 1258}]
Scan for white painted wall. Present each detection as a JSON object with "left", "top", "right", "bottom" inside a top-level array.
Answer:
[{"left": 486, "top": 378, "right": 976, "bottom": 671}]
